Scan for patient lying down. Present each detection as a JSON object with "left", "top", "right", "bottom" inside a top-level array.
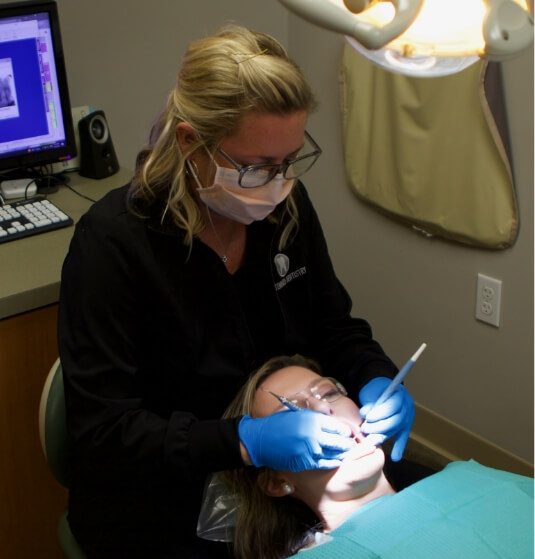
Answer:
[{"left": 221, "top": 355, "right": 534, "bottom": 559}]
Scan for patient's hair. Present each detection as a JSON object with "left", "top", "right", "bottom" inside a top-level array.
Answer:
[{"left": 222, "top": 354, "right": 323, "bottom": 559}]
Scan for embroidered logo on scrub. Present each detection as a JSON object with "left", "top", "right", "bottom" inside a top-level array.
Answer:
[
  {"left": 273, "top": 253, "right": 306, "bottom": 291},
  {"left": 274, "top": 253, "right": 290, "bottom": 277}
]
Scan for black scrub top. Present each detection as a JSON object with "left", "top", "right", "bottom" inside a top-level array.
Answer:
[{"left": 58, "top": 181, "right": 397, "bottom": 556}]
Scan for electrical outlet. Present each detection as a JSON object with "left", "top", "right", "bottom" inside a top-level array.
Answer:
[{"left": 475, "top": 274, "right": 502, "bottom": 327}]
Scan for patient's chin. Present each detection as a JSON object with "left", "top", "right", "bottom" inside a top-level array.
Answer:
[{"left": 325, "top": 446, "right": 385, "bottom": 498}]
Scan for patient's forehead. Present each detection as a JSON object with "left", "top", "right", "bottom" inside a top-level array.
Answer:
[{"left": 252, "top": 366, "right": 322, "bottom": 418}]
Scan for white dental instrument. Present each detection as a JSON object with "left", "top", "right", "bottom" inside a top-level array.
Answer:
[{"left": 362, "top": 342, "right": 427, "bottom": 428}]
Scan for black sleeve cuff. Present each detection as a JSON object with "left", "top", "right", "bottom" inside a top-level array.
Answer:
[{"left": 164, "top": 413, "right": 243, "bottom": 480}]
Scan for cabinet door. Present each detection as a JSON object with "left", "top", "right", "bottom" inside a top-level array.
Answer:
[{"left": 0, "top": 304, "right": 66, "bottom": 559}]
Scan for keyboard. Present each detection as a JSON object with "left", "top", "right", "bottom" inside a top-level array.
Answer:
[{"left": 0, "top": 196, "right": 73, "bottom": 244}]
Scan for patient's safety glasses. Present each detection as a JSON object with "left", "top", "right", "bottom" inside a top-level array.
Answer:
[
  {"left": 216, "top": 131, "right": 322, "bottom": 188},
  {"left": 265, "top": 377, "right": 347, "bottom": 409}
]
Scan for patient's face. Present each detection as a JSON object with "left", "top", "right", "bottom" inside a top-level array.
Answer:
[{"left": 253, "top": 365, "right": 386, "bottom": 505}]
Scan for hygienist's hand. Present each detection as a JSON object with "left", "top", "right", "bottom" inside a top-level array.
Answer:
[
  {"left": 238, "top": 410, "right": 355, "bottom": 472},
  {"left": 358, "top": 377, "right": 415, "bottom": 462}
]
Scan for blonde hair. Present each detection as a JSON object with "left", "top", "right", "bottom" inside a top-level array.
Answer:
[
  {"left": 128, "top": 25, "right": 317, "bottom": 249},
  {"left": 223, "top": 355, "right": 323, "bottom": 559}
]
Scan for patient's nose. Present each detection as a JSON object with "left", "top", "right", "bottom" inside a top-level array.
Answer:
[{"left": 306, "top": 398, "right": 333, "bottom": 414}]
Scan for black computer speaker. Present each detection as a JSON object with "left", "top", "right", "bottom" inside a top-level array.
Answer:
[{"left": 78, "top": 110, "right": 120, "bottom": 179}]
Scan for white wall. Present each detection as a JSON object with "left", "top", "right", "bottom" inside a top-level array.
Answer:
[
  {"left": 288, "top": 17, "right": 534, "bottom": 463},
  {"left": 55, "top": 0, "right": 290, "bottom": 169},
  {"left": 53, "top": 1, "right": 533, "bottom": 463}
]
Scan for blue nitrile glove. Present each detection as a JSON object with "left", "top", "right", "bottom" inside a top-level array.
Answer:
[
  {"left": 358, "top": 376, "right": 415, "bottom": 462},
  {"left": 238, "top": 409, "right": 354, "bottom": 472}
]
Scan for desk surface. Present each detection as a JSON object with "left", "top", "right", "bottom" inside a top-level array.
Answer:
[{"left": 0, "top": 168, "right": 132, "bottom": 320}]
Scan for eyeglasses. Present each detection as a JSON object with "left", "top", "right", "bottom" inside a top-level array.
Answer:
[
  {"left": 264, "top": 377, "right": 347, "bottom": 410},
  {"left": 216, "top": 131, "right": 322, "bottom": 188}
]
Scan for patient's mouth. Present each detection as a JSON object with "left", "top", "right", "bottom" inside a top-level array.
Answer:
[
  {"left": 343, "top": 439, "right": 376, "bottom": 462},
  {"left": 354, "top": 430, "right": 366, "bottom": 444}
]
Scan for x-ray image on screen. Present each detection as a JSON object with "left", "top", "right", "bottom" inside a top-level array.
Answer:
[{"left": 0, "top": 58, "right": 19, "bottom": 118}]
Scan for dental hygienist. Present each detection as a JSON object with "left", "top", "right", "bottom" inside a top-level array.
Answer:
[{"left": 58, "top": 24, "right": 414, "bottom": 559}]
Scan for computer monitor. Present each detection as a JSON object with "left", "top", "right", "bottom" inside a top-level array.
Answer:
[{"left": 0, "top": 0, "right": 75, "bottom": 180}]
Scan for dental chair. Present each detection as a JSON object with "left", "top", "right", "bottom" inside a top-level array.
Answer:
[{"left": 39, "top": 358, "right": 87, "bottom": 559}]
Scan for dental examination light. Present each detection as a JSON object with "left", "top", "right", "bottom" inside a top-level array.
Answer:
[{"left": 277, "top": 0, "right": 534, "bottom": 77}]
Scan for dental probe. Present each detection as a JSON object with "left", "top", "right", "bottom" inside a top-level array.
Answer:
[
  {"left": 268, "top": 391, "right": 303, "bottom": 411},
  {"left": 371, "top": 342, "right": 427, "bottom": 409},
  {"left": 360, "top": 342, "right": 427, "bottom": 439},
  {"left": 359, "top": 343, "right": 426, "bottom": 441}
]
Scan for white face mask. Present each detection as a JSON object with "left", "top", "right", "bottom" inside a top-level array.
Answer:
[{"left": 188, "top": 160, "right": 294, "bottom": 225}]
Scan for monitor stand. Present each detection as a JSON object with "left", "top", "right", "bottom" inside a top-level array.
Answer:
[{"left": 35, "top": 175, "right": 61, "bottom": 195}]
